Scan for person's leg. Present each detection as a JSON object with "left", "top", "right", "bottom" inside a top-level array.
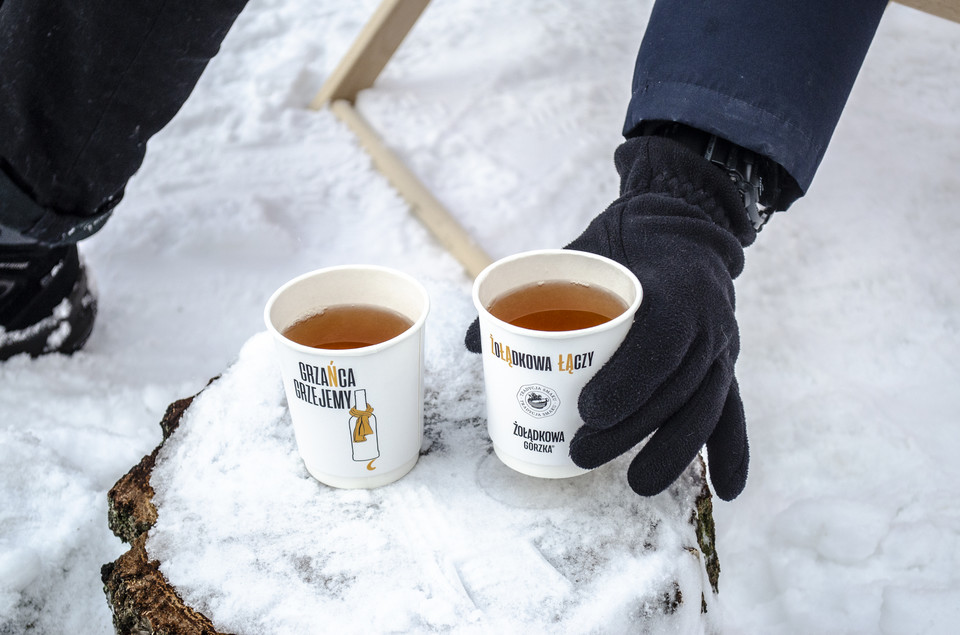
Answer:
[
  {"left": 0, "top": 0, "right": 248, "bottom": 358},
  {"left": 0, "top": 0, "right": 249, "bottom": 244},
  {"left": 623, "top": 0, "right": 887, "bottom": 209}
]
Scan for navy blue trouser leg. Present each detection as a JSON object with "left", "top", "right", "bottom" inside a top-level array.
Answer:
[
  {"left": 624, "top": 0, "right": 887, "bottom": 206},
  {"left": 0, "top": 0, "right": 248, "bottom": 245}
]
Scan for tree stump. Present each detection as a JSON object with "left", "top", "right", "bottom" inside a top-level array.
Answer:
[{"left": 102, "top": 336, "right": 721, "bottom": 634}]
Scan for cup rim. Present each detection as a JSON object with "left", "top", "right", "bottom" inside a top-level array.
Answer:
[
  {"left": 264, "top": 264, "right": 430, "bottom": 356},
  {"left": 472, "top": 249, "right": 643, "bottom": 340}
]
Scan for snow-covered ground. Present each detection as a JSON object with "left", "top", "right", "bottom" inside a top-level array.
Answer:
[{"left": 2, "top": 1, "right": 959, "bottom": 632}]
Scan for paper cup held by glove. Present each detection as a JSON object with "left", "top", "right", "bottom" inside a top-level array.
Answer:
[
  {"left": 264, "top": 265, "right": 429, "bottom": 489},
  {"left": 472, "top": 249, "right": 642, "bottom": 478}
]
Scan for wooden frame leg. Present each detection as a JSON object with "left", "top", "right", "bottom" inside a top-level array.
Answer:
[
  {"left": 310, "top": 0, "right": 432, "bottom": 107},
  {"left": 310, "top": 0, "right": 493, "bottom": 278},
  {"left": 893, "top": 0, "right": 960, "bottom": 23},
  {"left": 330, "top": 100, "right": 493, "bottom": 279}
]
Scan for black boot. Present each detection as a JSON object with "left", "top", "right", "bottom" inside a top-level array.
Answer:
[{"left": 0, "top": 244, "right": 97, "bottom": 360}]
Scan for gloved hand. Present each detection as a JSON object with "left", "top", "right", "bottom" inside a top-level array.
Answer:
[{"left": 466, "top": 135, "right": 757, "bottom": 500}]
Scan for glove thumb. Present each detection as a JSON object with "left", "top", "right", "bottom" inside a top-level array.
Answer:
[{"left": 464, "top": 317, "right": 482, "bottom": 353}]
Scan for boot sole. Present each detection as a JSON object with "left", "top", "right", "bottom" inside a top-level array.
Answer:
[{"left": 0, "top": 266, "right": 97, "bottom": 360}]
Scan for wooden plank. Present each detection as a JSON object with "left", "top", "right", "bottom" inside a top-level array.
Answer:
[
  {"left": 329, "top": 99, "right": 493, "bottom": 279},
  {"left": 310, "top": 0, "right": 432, "bottom": 108},
  {"left": 894, "top": 0, "right": 960, "bottom": 23}
]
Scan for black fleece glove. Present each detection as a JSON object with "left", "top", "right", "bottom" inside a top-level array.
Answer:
[{"left": 466, "top": 135, "right": 757, "bottom": 500}]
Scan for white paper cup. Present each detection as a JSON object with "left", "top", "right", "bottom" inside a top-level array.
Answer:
[
  {"left": 472, "top": 249, "right": 642, "bottom": 479},
  {"left": 264, "top": 265, "right": 429, "bottom": 489}
]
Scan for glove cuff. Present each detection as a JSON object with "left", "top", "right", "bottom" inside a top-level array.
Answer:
[{"left": 614, "top": 135, "right": 758, "bottom": 247}]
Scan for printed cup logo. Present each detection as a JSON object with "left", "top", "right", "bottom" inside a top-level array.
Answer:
[
  {"left": 489, "top": 333, "right": 597, "bottom": 375},
  {"left": 517, "top": 384, "right": 560, "bottom": 418},
  {"left": 290, "top": 361, "right": 384, "bottom": 470},
  {"left": 348, "top": 389, "right": 380, "bottom": 469},
  {"left": 292, "top": 360, "right": 357, "bottom": 407},
  {"left": 489, "top": 334, "right": 553, "bottom": 371}
]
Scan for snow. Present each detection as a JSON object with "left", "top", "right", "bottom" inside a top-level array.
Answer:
[
  {"left": 1, "top": 0, "right": 958, "bottom": 633},
  {"left": 146, "top": 332, "right": 712, "bottom": 633}
]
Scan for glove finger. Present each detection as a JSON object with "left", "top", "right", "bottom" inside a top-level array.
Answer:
[
  {"left": 570, "top": 354, "right": 730, "bottom": 473},
  {"left": 569, "top": 405, "right": 663, "bottom": 470},
  {"left": 705, "top": 380, "right": 749, "bottom": 501},
  {"left": 625, "top": 359, "right": 732, "bottom": 497},
  {"left": 464, "top": 317, "right": 481, "bottom": 354},
  {"left": 578, "top": 320, "right": 715, "bottom": 430},
  {"left": 607, "top": 343, "right": 731, "bottom": 441}
]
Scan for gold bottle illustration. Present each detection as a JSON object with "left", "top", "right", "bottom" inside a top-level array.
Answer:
[{"left": 348, "top": 388, "right": 380, "bottom": 466}]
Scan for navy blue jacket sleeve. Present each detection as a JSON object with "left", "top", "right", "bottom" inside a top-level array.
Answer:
[{"left": 624, "top": 0, "right": 887, "bottom": 203}]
